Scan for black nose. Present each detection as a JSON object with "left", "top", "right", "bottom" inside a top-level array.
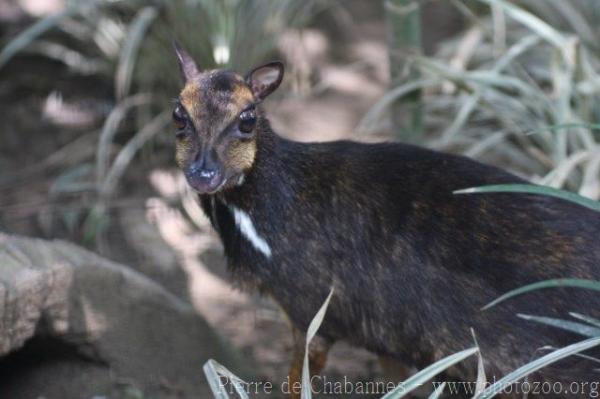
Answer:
[
  {"left": 198, "top": 168, "right": 216, "bottom": 180},
  {"left": 185, "top": 161, "right": 223, "bottom": 193},
  {"left": 188, "top": 161, "right": 217, "bottom": 182}
]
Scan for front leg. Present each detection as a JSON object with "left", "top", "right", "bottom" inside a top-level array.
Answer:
[{"left": 288, "top": 327, "right": 331, "bottom": 399}]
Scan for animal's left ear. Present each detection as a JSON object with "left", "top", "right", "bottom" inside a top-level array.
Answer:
[
  {"left": 173, "top": 40, "right": 200, "bottom": 82},
  {"left": 246, "top": 61, "right": 284, "bottom": 101}
]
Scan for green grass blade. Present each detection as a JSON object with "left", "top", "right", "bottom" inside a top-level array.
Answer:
[
  {"left": 115, "top": 6, "right": 158, "bottom": 100},
  {"left": 492, "top": 34, "right": 540, "bottom": 72},
  {"left": 471, "top": 329, "right": 487, "bottom": 397},
  {"left": 569, "top": 313, "right": 600, "bottom": 329},
  {"left": 23, "top": 40, "right": 106, "bottom": 74},
  {"left": 380, "top": 347, "right": 478, "bottom": 399},
  {"left": 99, "top": 110, "right": 170, "bottom": 201},
  {"left": 474, "top": 337, "right": 600, "bottom": 399},
  {"left": 427, "top": 382, "right": 446, "bottom": 399},
  {"left": 483, "top": 279, "right": 600, "bottom": 310},
  {"left": 301, "top": 288, "right": 334, "bottom": 399},
  {"left": 454, "top": 184, "right": 600, "bottom": 212},
  {"left": 0, "top": 9, "right": 72, "bottom": 68},
  {"left": 357, "top": 78, "right": 442, "bottom": 135},
  {"left": 95, "top": 93, "right": 154, "bottom": 188},
  {"left": 203, "top": 359, "right": 249, "bottom": 399},
  {"left": 440, "top": 93, "right": 480, "bottom": 142},
  {"left": 525, "top": 123, "right": 600, "bottom": 136},
  {"left": 517, "top": 314, "right": 600, "bottom": 338},
  {"left": 203, "top": 360, "right": 232, "bottom": 399},
  {"left": 477, "top": 0, "right": 567, "bottom": 48},
  {"left": 50, "top": 164, "right": 94, "bottom": 194},
  {"left": 548, "top": 0, "right": 596, "bottom": 45}
]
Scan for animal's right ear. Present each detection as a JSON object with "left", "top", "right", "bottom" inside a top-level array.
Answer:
[
  {"left": 245, "top": 61, "right": 284, "bottom": 101},
  {"left": 173, "top": 41, "right": 200, "bottom": 82}
]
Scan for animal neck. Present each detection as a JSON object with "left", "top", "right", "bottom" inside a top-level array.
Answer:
[
  {"left": 220, "top": 118, "right": 296, "bottom": 208},
  {"left": 199, "top": 117, "right": 300, "bottom": 268}
]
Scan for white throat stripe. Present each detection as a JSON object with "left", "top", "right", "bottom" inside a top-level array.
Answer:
[{"left": 230, "top": 206, "right": 272, "bottom": 258}]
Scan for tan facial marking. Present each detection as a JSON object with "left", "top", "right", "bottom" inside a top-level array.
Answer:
[
  {"left": 175, "top": 136, "right": 193, "bottom": 168},
  {"left": 233, "top": 83, "right": 255, "bottom": 104},
  {"left": 226, "top": 83, "right": 255, "bottom": 119},
  {"left": 226, "top": 139, "right": 257, "bottom": 172},
  {"left": 222, "top": 84, "right": 258, "bottom": 172},
  {"left": 180, "top": 81, "right": 201, "bottom": 124}
]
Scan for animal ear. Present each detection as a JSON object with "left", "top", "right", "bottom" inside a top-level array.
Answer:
[
  {"left": 246, "top": 62, "right": 284, "bottom": 101},
  {"left": 173, "top": 40, "right": 200, "bottom": 82}
]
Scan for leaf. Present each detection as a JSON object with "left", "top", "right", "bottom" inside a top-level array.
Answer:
[
  {"left": 0, "top": 7, "right": 79, "bottom": 68},
  {"left": 569, "top": 313, "right": 600, "bottom": 329},
  {"left": 517, "top": 314, "right": 600, "bottom": 338},
  {"left": 473, "top": 337, "right": 600, "bottom": 399},
  {"left": 482, "top": 279, "right": 600, "bottom": 310},
  {"left": 476, "top": 0, "right": 568, "bottom": 49},
  {"left": 95, "top": 93, "right": 154, "bottom": 187},
  {"left": 454, "top": 184, "right": 600, "bottom": 212},
  {"left": 50, "top": 163, "right": 94, "bottom": 194},
  {"left": 526, "top": 123, "right": 600, "bottom": 136},
  {"left": 427, "top": 382, "right": 446, "bottom": 399},
  {"left": 98, "top": 108, "right": 169, "bottom": 201},
  {"left": 471, "top": 329, "right": 487, "bottom": 397},
  {"left": 203, "top": 359, "right": 249, "bottom": 399},
  {"left": 380, "top": 347, "right": 479, "bottom": 399},
  {"left": 301, "top": 288, "right": 334, "bottom": 399},
  {"left": 357, "top": 78, "right": 442, "bottom": 134},
  {"left": 82, "top": 205, "right": 109, "bottom": 244},
  {"left": 115, "top": 6, "right": 158, "bottom": 100}
]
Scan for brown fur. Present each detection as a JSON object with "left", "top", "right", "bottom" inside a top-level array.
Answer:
[
  {"left": 180, "top": 81, "right": 202, "bottom": 121},
  {"left": 224, "top": 139, "right": 256, "bottom": 172}
]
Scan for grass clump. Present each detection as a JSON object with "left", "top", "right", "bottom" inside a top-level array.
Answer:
[{"left": 361, "top": 0, "right": 600, "bottom": 199}]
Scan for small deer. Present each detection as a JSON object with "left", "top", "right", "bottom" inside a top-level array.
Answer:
[{"left": 172, "top": 44, "right": 600, "bottom": 397}]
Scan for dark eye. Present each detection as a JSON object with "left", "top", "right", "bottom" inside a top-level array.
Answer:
[
  {"left": 172, "top": 106, "right": 188, "bottom": 132},
  {"left": 238, "top": 109, "right": 256, "bottom": 134}
]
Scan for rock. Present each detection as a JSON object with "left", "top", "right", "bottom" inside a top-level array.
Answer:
[
  {"left": 0, "top": 233, "right": 244, "bottom": 398},
  {"left": 116, "top": 204, "right": 190, "bottom": 300}
]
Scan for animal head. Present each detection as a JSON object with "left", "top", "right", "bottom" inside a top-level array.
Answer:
[{"left": 172, "top": 42, "right": 284, "bottom": 194}]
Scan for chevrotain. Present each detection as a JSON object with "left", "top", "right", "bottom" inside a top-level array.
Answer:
[{"left": 171, "top": 43, "right": 600, "bottom": 397}]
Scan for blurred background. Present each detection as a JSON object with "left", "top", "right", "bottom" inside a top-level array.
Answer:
[{"left": 0, "top": 0, "right": 599, "bottom": 398}]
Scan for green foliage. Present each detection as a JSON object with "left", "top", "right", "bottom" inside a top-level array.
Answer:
[
  {"left": 203, "top": 359, "right": 250, "bottom": 399},
  {"left": 518, "top": 0, "right": 600, "bottom": 53},
  {"left": 301, "top": 289, "right": 334, "bottom": 399},
  {"left": 1, "top": 0, "right": 319, "bottom": 241},
  {"left": 361, "top": 0, "right": 600, "bottom": 199},
  {"left": 384, "top": 0, "right": 424, "bottom": 141},
  {"left": 454, "top": 183, "right": 600, "bottom": 212},
  {"left": 474, "top": 337, "right": 600, "bottom": 399},
  {"left": 484, "top": 278, "right": 600, "bottom": 310},
  {"left": 135, "top": 0, "right": 318, "bottom": 109},
  {"left": 516, "top": 314, "right": 600, "bottom": 338},
  {"left": 380, "top": 347, "right": 479, "bottom": 399},
  {"left": 1, "top": 0, "right": 319, "bottom": 107},
  {"left": 202, "top": 287, "right": 600, "bottom": 399},
  {"left": 0, "top": 5, "right": 83, "bottom": 68}
]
